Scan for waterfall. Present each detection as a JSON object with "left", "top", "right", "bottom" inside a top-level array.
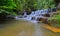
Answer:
[
  {"left": 30, "top": 11, "right": 35, "bottom": 15},
  {"left": 15, "top": 9, "right": 49, "bottom": 21}
]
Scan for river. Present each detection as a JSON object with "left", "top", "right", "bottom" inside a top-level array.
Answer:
[{"left": 0, "top": 20, "right": 60, "bottom": 36}]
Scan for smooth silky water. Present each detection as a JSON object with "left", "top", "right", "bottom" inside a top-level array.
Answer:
[{"left": 0, "top": 20, "right": 60, "bottom": 36}]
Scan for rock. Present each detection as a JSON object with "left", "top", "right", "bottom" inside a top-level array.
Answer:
[
  {"left": 31, "top": 17, "right": 35, "bottom": 20},
  {"left": 43, "top": 14, "right": 50, "bottom": 17},
  {"left": 49, "top": 12, "right": 59, "bottom": 17},
  {"left": 36, "top": 17, "right": 50, "bottom": 24}
]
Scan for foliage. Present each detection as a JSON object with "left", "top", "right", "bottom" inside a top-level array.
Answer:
[
  {"left": 37, "top": 0, "right": 55, "bottom": 9},
  {"left": 48, "top": 14, "right": 60, "bottom": 27},
  {"left": 0, "top": 0, "right": 16, "bottom": 8},
  {"left": 0, "top": 0, "right": 16, "bottom": 15},
  {"left": 13, "top": 0, "right": 55, "bottom": 12},
  {"left": 54, "top": 14, "right": 60, "bottom": 20},
  {"left": 0, "top": 0, "right": 56, "bottom": 15}
]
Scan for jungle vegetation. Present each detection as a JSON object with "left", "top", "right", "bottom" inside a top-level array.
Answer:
[{"left": 0, "top": 0, "right": 56, "bottom": 15}]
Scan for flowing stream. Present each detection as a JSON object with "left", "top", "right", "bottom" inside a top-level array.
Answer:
[
  {"left": 0, "top": 20, "right": 60, "bottom": 36},
  {"left": 0, "top": 9, "right": 60, "bottom": 36}
]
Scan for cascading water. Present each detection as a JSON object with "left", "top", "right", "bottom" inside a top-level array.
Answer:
[
  {"left": 15, "top": 9, "right": 49, "bottom": 22},
  {"left": 24, "top": 12, "right": 27, "bottom": 16},
  {"left": 25, "top": 9, "right": 48, "bottom": 21}
]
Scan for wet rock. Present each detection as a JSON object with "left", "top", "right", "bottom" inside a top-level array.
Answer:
[
  {"left": 43, "top": 14, "right": 50, "bottom": 17},
  {"left": 36, "top": 17, "right": 49, "bottom": 24},
  {"left": 31, "top": 17, "right": 35, "bottom": 20}
]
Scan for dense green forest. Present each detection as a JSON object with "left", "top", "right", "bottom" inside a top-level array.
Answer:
[
  {"left": 0, "top": 0, "right": 56, "bottom": 15},
  {"left": 0, "top": 0, "right": 60, "bottom": 27}
]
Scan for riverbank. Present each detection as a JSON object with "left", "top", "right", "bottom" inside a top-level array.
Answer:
[{"left": 41, "top": 24, "right": 60, "bottom": 32}]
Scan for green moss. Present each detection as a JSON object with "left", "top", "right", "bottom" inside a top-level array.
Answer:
[
  {"left": 54, "top": 14, "right": 60, "bottom": 20},
  {"left": 50, "top": 14, "right": 60, "bottom": 27}
]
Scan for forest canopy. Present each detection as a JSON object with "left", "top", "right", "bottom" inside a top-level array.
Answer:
[{"left": 0, "top": 0, "right": 56, "bottom": 15}]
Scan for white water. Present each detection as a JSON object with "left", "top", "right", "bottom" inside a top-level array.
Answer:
[{"left": 15, "top": 9, "right": 49, "bottom": 22}]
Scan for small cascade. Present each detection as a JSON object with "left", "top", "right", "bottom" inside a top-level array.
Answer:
[
  {"left": 25, "top": 11, "right": 35, "bottom": 20},
  {"left": 30, "top": 11, "right": 35, "bottom": 15},
  {"left": 25, "top": 9, "right": 48, "bottom": 20},
  {"left": 15, "top": 9, "right": 51, "bottom": 23}
]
